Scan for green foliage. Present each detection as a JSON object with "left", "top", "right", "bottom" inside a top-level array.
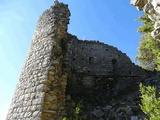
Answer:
[
  {"left": 135, "top": 33, "right": 160, "bottom": 70},
  {"left": 137, "top": 14, "right": 154, "bottom": 34},
  {"left": 63, "top": 100, "right": 87, "bottom": 120},
  {"left": 156, "top": 53, "right": 160, "bottom": 70},
  {"left": 136, "top": 14, "right": 160, "bottom": 70},
  {"left": 139, "top": 83, "right": 160, "bottom": 120}
]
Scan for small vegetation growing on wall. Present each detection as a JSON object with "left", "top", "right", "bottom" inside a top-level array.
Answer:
[{"left": 63, "top": 100, "right": 87, "bottom": 120}]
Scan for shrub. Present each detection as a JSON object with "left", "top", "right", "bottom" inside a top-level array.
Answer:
[{"left": 139, "top": 83, "right": 160, "bottom": 120}]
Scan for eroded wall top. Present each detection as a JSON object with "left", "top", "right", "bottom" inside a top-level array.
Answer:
[{"left": 65, "top": 34, "right": 146, "bottom": 77}]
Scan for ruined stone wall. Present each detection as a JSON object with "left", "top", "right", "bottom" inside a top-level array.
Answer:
[
  {"left": 130, "top": 0, "right": 160, "bottom": 40},
  {"left": 6, "top": 1, "right": 149, "bottom": 119},
  {"left": 6, "top": 1, "right": 70, "bottom": 120},
  {"left": 66, "top": 35, "right": 146, "bottom": 77},
  {"left": 64, "top": 34, "right": 147, "bottom": 107}
]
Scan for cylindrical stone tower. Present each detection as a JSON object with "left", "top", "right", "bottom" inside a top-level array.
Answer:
[{"left": 6, "top": 1, "right": 70, "bottom": 120}]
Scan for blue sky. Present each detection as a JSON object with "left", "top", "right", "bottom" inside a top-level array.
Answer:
[{"left": 0, "top": 0, "right": 143, "bottom": 119}]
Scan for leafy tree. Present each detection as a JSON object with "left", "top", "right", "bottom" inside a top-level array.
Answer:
[
  {"left": 139, "top": 83, "right": 160, "bottom": 120},
  {"left": 135, "top": 33, "right": 160, "bottom": 70},
  {"left": 136, "top": 14, "right": 160, "bottom": 70},
  {"left": 137, "top": 14, "right": 154, "bottom": 34},
  {"left": 137, "top": 14, "right": 160, "bottom": 120}
]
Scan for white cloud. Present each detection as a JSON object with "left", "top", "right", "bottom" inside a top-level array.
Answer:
[
  {"left": 0, "top": 10, "right": 24, "bottom": 22},
  {"left": 0, "top": 28, "right": 4, "bottom": 36},
  {"left": 0, "top": 102, "right": 10, "bottom": 120},
  {"left": 83, "top": 36, "right": 86, "bottom": 40},
  {"left": 0, "top": 25, "right": 7, "bottom": 37},
  {"left": 0, "top": 48, "right": 18, "bottom": 119},
  {"left": 0, "top": 45, "right": 5, "bottom": 62},
  {"left": 11, "top": 13, "right": 24, "bottom": 21},
  {"left": 0, "top": 78, "right": 13, "bottom": 120}
]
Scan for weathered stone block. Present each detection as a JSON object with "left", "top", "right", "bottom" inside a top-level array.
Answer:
[
  {"left": 32, "top": 111, "right": 41, "bottom": 117},
  {"left": 36, "top": 84, "right": 45, "bottom": 92}
]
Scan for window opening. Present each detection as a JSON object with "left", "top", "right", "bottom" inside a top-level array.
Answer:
[
  {"left": 89, "top": 57, "right": 94, "bottom": 64},
  {"left": 112, "top": 59, "right": 117, "bottom": 65}
]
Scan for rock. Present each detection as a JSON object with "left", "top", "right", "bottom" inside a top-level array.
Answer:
[
  {"left": 54, "top": 47, "right": 62, "bottom": 57},
  {"left": 116, "top": 107, "right": 127, "bottom": 113},
  {"left": 52, "top": 60, "right": 59, "bottom": 65},
  {"left": 91, "top": 108, "right": 104, "bottom": 118},
  {"left": 130, "top": 0, "right": 160, "bottom": 41},
  {"left": 131, "top": 116, "right": 138, "bottom": 120},
  {"left": 50, "top": 104, "right": 58, "bottom": 110},
  {"left": 99, "top": 118, "right": 104, "bottom": 120},
  {"left": 108, "top": 110, "right": 116, "bottom": 119},
  {"left": 102, "top": 105, "right": 112, "bottom": 112},
  {"left": 66, "top": 95, "right": 71, "bottom": 100},
  {"left": 116, "top": 112, "right": 123, "bottom": 118},
  {"left": 126, "top": 109, "right": 133, "bottom": 115},
  {"left": 32, "top": 111, "right": 41, "bottom": 117},
  {"left": 130, "top": 0, "right": 147, "bottom": 10},
  {"left": 36, "top": 84, "right": 45, "bottom": 92},
  {"left": 130, "top": 0, "right": 140, "bottom": 6},
  {"left": 45, "top": 95, "right": 54, "bottom": 102},
  {"left": 151, "top": 27, "right": 160, "bottom": 40}
]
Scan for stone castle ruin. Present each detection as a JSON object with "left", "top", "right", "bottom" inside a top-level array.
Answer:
[{"left": 6, "top": 1, "right": 148, "bottom": 120}]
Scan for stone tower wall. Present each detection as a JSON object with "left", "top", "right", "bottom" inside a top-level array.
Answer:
[
  {"left": 6, "top": 1, "right": 70, "bottom": 120},
  {"left": 6, "top": 1, "right": 149, "bottom": 120}
]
